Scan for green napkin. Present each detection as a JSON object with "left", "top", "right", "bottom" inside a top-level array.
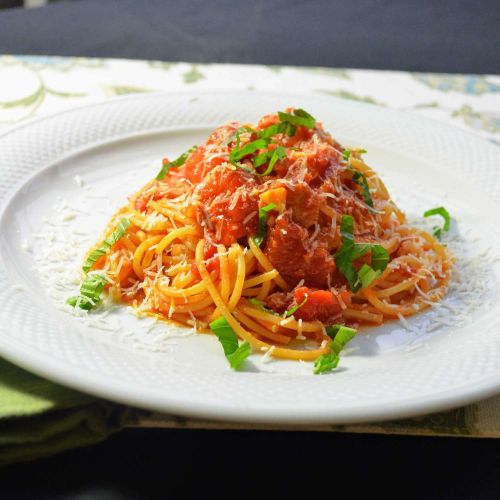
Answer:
[{"left": 0, "top": 357, "right": 131, "bottom": 466}]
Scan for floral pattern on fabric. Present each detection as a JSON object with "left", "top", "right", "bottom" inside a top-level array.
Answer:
[{"left": 0, "top": 55, "right": 498, "bottom": 144}]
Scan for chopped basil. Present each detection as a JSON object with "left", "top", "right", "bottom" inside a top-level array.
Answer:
[
  {"left": 209, "top": 316, "right": 238, "bottom": 355},
  {"left": 313, "top": 352, "right": 339, "bottom": 374},
  {"left": 233, "top": 163, "right": 255, "bottom": 174},
  {"left": 334, "top": 215, "right": 389, "bottom": 292},
  {"left": 423, "top": 206, "right": 451, "bottom": 239},
  {"left": 314, "top": 324, "right": 357, "bottom": 375},
  {"left": 221, "top": 126, "right": 254, "bottom": 146},
  {"left": 70, "top": 217, "right": 130, "bottom": 310},
  {"left": 358, "top": 263, "right": 381, "bottom": 289},
  {"left": 281, "top": 122, "right": 296, "bottom": 137},
  {"left": 254, "top": 151, "right": 270, "bottom": 168},
  {"left": 248, "top": 298, "right": 277, "bottom": 315},
  {"left": 347, "top": 167, "right": 373, "bottom": 207},
  {"left": 326, "top": 324, "right": 357, "bottom": 354},
  {"left": 258, "top": 123, "right": 285, "bottom": 139},
  {"left": 258, "top": 111, "right": 317, "bottom": 139},
  {"left": 339, "top": 213, "right": 354, "bottom": 239},
  {"left": 83, "top": 218, "right": 130, "bottom": 273},
  {"left": 227, "top": 109, "right": 314, "bottom": 172},
  {"left": 67, "top": 274, "right": 109, "bottom": 311},
  {"left": 253, "top": 203, "right": 276, "bottom": 247},
  {"left": 294, "top": 108, "right": 316, "bottom": 121},
  {"left": 104, "top": 218, "right": 131, "bottom": 246},
  {"left": 343, "top": 148, "right": 367, "bottom": 161},
  {"left": 284, "top": 295, "right": 308, "bottom": 318},
  {"left": 277, "top": 108, "right": 316, "bottom": 129},
  {"left": 156, "top": 145, "right": 197, "bottom": 180},
  {"left": 370, "top": 245, "right": 390, "bottom": 271},
  {"left": 227, "top": 342, "right": 251, "bottom": 370},
  {"left": 82, "top": 217, "right": 130, "bottom": 272},
  {"left": 254, "top": 146, "right": 287, "bottom": 176},
  {"left": 81, "top": 247, "right": 107, "bottom": 274},
  {"left": 230, "top": 138, "right": 268, "bottom": 164},
  {"left": 209, "top": 316, "right": 251, "bottom": 370}
]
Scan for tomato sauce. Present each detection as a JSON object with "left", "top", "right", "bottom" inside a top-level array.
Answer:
[{"left": 153, "top": 110, "right": 377, "bottom": 322}]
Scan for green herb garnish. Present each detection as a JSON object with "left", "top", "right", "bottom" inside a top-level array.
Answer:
[
  {"left": 370, "top": 245, "right": 390, "bottom": 271},
  {"left": 209, "top": 316, "right": 251, "bottom": 370},
  {"left": 284, "top": 296, "right": 308, "bottom": 318},
  {"left": 258, "top": 123, "right": 285, "bottom": 139},
  {"left": 254, "top": 146, "right": 287, "bottom": 176},
  {"left": 248, "top": 298, "right": 277, "bottom": 315},
  {"left": 156, "top": 145, "right": 197, "bottom": 180},
  {"left": 253, "top": 203, "right": 276, "bottom": 247},
  {"left": 222, "top": 126, "right": 254, "bottom": 146},
  {"left": 313, "top": 353, "right": 339, "bottom": 375},
  {"left": 67, "top": 274, "right": 109, "bottom": 311},
  {"left": 227, "top": 342, "right": 252, "bottom": 370},
  {"left": 82, "top": 217, "right": 130, "bottom": 273},
  {"left": 326, "top": 324, "right": 357, "bottom": 354},
  {"left": 334, "top": 215, "right": 389, "bottom": 292},
  {"left": 314, "top": 324, "right": 357, "bottom": 375},
  {"left": 347, "top": 167, "right": 373, "bottom": 207},
  {"left": 258, "top": 109, "right": 316, "bottom": 139},
  {"left": 229, "top": 138, "right": 268, "bottom": 164},
  {"left": 423, "top": 206, "right": 451, "bottom": 239},
  {"left": 227, "top": 109, "right": 315, "bottom": 173},
  {"left": 81, "top": 247, "right": 107, "bottom": 275},
  {"left": 277, "top": 108, "right": 316, "bottom": 130},
  {"left": 342, "top": 148, "right": 367, "bottom": 161},
  {"left": 357, "top": 263, "right": 381, "bottom": 288},
  {"left": 69, "top": 217, "right": 130, "bottom": 310}
]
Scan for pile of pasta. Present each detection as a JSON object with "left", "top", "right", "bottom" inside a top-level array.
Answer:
[{"left": 70, "top": 109, "right": 453, "bottom": 368}]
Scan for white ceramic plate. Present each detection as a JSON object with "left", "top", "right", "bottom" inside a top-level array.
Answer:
[{"left": 1, "top": 91, "right": 500, "bottom": 424}]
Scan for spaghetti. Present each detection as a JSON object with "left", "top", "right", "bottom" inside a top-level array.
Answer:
[{"left": 70, "top": 108, "right": 454, "bottom": 369}]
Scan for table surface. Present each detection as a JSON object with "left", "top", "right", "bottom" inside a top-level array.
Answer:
[{"left": 1, "top": 1, "right": 500, "bottom": 497}]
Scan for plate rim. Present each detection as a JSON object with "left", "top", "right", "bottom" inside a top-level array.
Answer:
[{"left": 3, "top": 330, "right": 500, "bottom": 425}]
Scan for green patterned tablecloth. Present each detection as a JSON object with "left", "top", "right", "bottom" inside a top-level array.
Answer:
[{"left": 1, "top": 55, "right": 500, "bottom": 443}]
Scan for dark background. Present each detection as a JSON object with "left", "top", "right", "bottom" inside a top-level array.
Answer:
[
  {"left": 0, "top": 0, "right": 499, "bottom": 73},
  {"left": 3, "top": 428, "right": 500, "bottom": 499},
  {"left": 1, "top": 0, "right": 500, "bottom": 498}
]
